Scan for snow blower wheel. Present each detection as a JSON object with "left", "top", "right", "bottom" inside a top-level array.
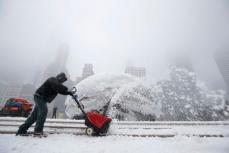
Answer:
[{"left": 85, "top": 127, "right": 94, "bottom": 136}]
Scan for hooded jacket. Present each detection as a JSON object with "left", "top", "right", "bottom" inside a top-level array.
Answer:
[{"left": 35, "top": 77, "right": 69, "bottom": 103}]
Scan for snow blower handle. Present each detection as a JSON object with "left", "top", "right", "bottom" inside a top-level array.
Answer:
[
  {"left": 70, "top": 87, "right": 77, "bottom": 95},
  {"left": 70, "top": 87, "right": 86, "bottom": 114}
]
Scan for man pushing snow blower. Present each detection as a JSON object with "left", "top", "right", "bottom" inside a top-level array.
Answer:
[{"left": 16, "top": 72, "right": 73, "bottom": 137}]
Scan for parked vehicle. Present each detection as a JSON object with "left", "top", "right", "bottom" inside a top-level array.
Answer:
[{"left": 0, "top": 98, "right": 33, "bottom": 117}]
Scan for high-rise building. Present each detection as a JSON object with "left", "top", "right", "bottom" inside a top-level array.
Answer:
[
  {"left": 76, "top": 64, "right": 94, "bottom": 84},
  {"left": 0, "top": 81, "right": 8, "bottom": 108},
  {"left": 125, "top": 66, "right": 146, "bottom": 77},
  {"left": 55, "top": 44, "right": 69, "bottom": 67},
  {"left": 41, "top": 44, "right": 69, "bottom": 82},
  {"left": 19, "top": 84, "right": 36, "bottom": 104},
  {"left": 0, "top": 85, "right": 21, "bottom": 107},
  {"left": 169, "top": 54, "right": 194, "bottom": 72},
  {"left": 214, "top": 50, "right": 229, "bottom": 98},
  {"left": 82, "top": 64, "right": 94, "bottom": 79}
]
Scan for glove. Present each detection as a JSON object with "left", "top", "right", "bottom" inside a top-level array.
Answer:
[{"left": 68, "top": 91, "right": 74, "bottom": 96}]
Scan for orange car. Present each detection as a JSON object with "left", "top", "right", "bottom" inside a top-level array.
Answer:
[{"left": 0, "top": 98, "right": 33, "bottom": 117}]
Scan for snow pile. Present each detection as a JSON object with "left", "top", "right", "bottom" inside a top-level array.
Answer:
[{"left": 65, "top": 67, "right": 229, "bottom": 121}]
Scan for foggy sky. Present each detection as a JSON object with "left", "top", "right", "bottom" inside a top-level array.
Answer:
[{"left": 0, "top": 0, "right": 229, "bottom": 88}]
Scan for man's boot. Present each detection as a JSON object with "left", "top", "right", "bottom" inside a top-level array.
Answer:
[
  {"left": 33, "top": 131, "right": 47, "bottom": 137},
  {"left": 16, "top": 128, "right": 28, "bottom": 136}
]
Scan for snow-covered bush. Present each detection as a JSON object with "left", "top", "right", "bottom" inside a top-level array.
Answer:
[
  {"left": 65, "top": 73, "right": 136, "bottom": 119},
  {"left": 109, "top": 79, "right": 162, "bottom": 121},
  {"left": 65, "top": 68, "right": 228, "bottom": 121}
]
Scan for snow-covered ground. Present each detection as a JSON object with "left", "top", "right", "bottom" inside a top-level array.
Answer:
[
  {"left": 0, "top": 134, "right": 229, "bottom": 153},
  {"left": 1, "top": 118, "right": 229, "bottom": 153}
]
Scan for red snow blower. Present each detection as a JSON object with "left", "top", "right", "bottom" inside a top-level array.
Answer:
[{"left": 70, "top": 87, "right": 112, "bottom": 136}]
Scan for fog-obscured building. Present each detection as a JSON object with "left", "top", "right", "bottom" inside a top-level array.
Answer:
[
  {"left": 82, "top": 64, "right": 94, "bottom": 79},
  {"left": 19, "top": 84, "right": 36, "bottom": 103},
  {"left": 1, "top": 85, "right": 21, "bottom": 106},
  {"left": 125, "top": 66, "right": 146, "bottom": 77},
  {"left": 214, "top": 50, "right": 229, "bottom": 99},
  {"left": 169, "top": 54, "right": 194, "bottom": 72},
  {"left": 0, "top": 81, "right": 9, "bottom": 108},
  {"left": 40, "top": 44, "right": 70, "bottom": 83},
  {"left": 75, "top": 64, "right": 94, "bottom": 84}
]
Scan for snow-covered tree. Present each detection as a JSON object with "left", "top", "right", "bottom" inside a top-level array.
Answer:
[
  {"left": 155, "top": 66, "right": 227, "bottom": 121},
  {"left": 65, "top": 69, "right": 229, "bottom": 121}
]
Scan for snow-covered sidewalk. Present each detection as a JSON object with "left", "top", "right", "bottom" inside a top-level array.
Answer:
[{"left": 0, "top": 134, "right": 229, "bottom": 153}]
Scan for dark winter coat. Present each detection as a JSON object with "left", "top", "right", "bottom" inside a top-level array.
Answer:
[{"left": 35, "top": 77, "right": 69, "bottom": 103}]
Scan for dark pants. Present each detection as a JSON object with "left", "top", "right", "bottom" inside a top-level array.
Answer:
[{"left": 18, "top": 95, "right": 48, "bottom": 133}]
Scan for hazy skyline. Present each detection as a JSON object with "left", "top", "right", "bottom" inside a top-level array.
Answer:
[{"left": 0, "top": 0, "right": 229, "bottom": 89}]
